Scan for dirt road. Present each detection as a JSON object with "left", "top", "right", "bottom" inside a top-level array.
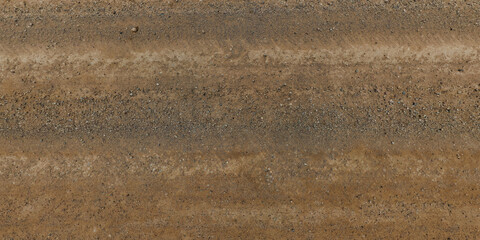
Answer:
[{"left": 1, "top": 0, "right": 480, "bottom": 238}]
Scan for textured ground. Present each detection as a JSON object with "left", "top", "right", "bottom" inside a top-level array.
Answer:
[{"left": 1, "top": 0, "right": 480, "bottom": 238}]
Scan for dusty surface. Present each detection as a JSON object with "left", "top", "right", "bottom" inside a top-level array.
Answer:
[{"left": 1, "top": 0, "right": 480, "bottom": 238}]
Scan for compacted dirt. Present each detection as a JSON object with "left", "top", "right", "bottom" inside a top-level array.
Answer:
[{"left": 1, "top": 0, "right": 480, "bottom": 238}]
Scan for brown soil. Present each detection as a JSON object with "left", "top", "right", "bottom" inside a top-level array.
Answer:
[{"left": 1, "top": 0, "right": 480, "bottom": 238}]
